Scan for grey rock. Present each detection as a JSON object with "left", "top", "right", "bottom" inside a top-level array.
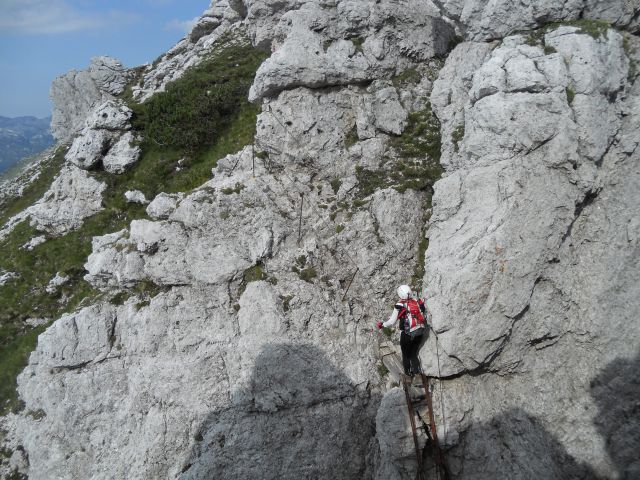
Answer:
[
  {"left": 102, "top": 132, "right": 141, "bottom": 174},
  {"left": 375, "top": 388, "right": 426, "bottom": 480},
  {"left": 85, "top": 100, "right": 133, "bottom": 131},
  {"left": 146, "top": 192, "right": 182, "bottom": 220},
  {"left": 0, "top": 270, "right": 19, "bottom": 286},
  {"left": 13, "top": 77, "right": 432, "bottom": 478},
  {"left": 433, "top": 0, "right": 640, "bottom": 41},
  {"left": 65, "top": 127, "right": 114, "bottom": 170},
  {"left": 27, "top": 164, "right": 106, "bottom": 235},
  {"left": 32, "top": 303, "right": 117, "bottom": 368},
  {"left": 45, "top": 272, "right": 71, "bottom": 294},
  {"left": 417, "top": 25, "right": 640, "bottom": 478},
  {"left": 7, "top": 4, "right": 640, "bottom": 480},
  {"left": 65, "top": 100, "right": 138, "bottom": 173},
  {"left": 50, "top": 57, "right": 131, "bottom": 141},
  {"left": 124, "top": 190, "right": 148, "bottom": 205},
  {"left": 20, "top": 235, "right": 46, "bottom": 251},
  {"left": 248, "top": 0, "right": 455, "bottom": 101}
]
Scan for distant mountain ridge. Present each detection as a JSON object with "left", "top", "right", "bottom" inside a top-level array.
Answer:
[{"left": 0, "top": 115, "right": 54, "bottom": 174}]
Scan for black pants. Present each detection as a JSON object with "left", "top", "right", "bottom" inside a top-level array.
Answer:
[{"left": 400, "top": 331, "right": 423, "bottom": 375}]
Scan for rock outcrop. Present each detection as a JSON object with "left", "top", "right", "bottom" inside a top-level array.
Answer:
[
  {"left": 50, "top": 57, "right": 132, "bottom": 142},
  {"left": 247, "top": 0, "right": 454, "bottom": 101},
  {"left": 433, "top": 0, "right": 640, "bottom": 40},
  {"left": 25, "top": 164, "right": 106, "bottom": 235},
  {"left": 66, "top": 100, "right": 140, "bottom": 173}
]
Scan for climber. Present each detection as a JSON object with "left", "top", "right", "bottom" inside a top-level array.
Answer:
[{"left": 377, "top": 285, "right": 427, "bottom": 377}]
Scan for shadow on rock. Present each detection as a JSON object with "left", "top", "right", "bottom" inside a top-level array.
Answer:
[
  {"left": 447, "top": 408, "right": 599, "bottom": 480},
  {"left": 590, "top": 352, "right": 640, "bottom": 480},
  {"left": 180, "top": 343, "right": 380, "bottom": 480},
  {"left": 445, "top": 351, "right": 640, "bottom": 480}
]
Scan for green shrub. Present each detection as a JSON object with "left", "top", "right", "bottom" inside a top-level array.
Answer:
[
  {"left": 330, "top": 178, "right": 342, "bottom": 194},
  {"left": 392, "top": 68, "right": 421, "bottom": 86},
  {"left": 281, "top": 295, "right": 294, "bottom": 312},
  {"left": 344, "top": 124, "right": 358, "bottom": 148},
  {"left": 130, "top": 41, "right": 267, "bottom": 154},
  {"left": 350, "top": 36, "right": 365, "bottom": 54},
  {"left": 391, "top": 104, "right": 441, "bottom": 160},
  {"left": 377, "top": 362, "right": 390, "bottom": 378},
  {"left": 221, "top": 182, "right": 245, "bottom": 195},
  {"left": 452, "top": 124, "right": 465, "bottom": 152},
  {"left": 298, "top": 267, "right": 317, "bottom": 283}
]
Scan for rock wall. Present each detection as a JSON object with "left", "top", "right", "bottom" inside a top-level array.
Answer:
[
  {"left": 420, "top": 19, "right": 640, "bottom": 480},
  {"left": 3, "top": 1, "right": 640, "bottom": 479}
]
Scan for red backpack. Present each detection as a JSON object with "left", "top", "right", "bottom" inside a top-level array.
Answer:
[{"left": 398, "top": 298, "right": 425, "bottom": 333}]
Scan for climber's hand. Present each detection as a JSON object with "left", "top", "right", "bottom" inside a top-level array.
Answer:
[{"left": 376, "top": 321, "right": 383, "bottom": 330}]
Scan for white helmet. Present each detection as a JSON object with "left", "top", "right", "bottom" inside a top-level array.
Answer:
[{"left": 397, "top": 284, "right": 411, "bottom": 300}]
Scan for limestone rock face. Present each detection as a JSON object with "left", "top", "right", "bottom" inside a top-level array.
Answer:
[
  {"left": 420, "top": 26, "right": 640, "bottom": 478},
  {"left": 11, "top": 67, "right": 439, "bottom": 476},
  {"left": 26, "top": 165, "right": 106, "bottom": 235},
  {"left": 63, "top": 100, "right": 140, "bottom": 175},
  {"left": 65, "top": 100, "right": 139, "bottom": 172},
  {"left": 433, "top": 0, "right": 640, "bottom": 40},
  {"left": 248, "top": 0, "right": 455, "bottom": 101},
  {"left": 50, "top": 57, "right": 132, "bottom": 141}
]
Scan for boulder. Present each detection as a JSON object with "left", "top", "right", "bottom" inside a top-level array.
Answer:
[
  {"left": 102, "top": 132, "right": 140, "bottom": 174},
  {"left": 124, "top": 190, "right": 148, "bottom": 205}
]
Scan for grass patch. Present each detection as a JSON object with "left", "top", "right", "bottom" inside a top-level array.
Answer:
[
  {"left": 330, "top": 178, "right": 342, "bottom": 194},
  {"left": 0, "top": 324, "right": 47, "bottom": 414},
  {"left": 623, "top": 34, "right": 638, "bottom": 83},
  {"left": 569, "top": 19, "right": 611, "bottom": 39},
  {"left": 221, "top": 182, "right": 245, "bottom": 195},
  {"left": 344, "top": 124, "right": 358, "bottom": 149},
  {"left": 392, "top": 68, "right": 421, "bottom": 87},
  {"left": 237, "top": 263, "right": 267, "bottom": 298},
  {"left": 350, "top": 36, "right": 365, "bottom": 54},
  {"left": 382, "top": 327, "right": 395, "bottom": 339},
  {"left": 130, "top": 38, "right": 267, "bottom": 155},
  {"left": 411, "top": 234, "right": 429, "bottom": 292},
  {"left": 377, "top": 362, "right": 390, "bottom": 378},
  {"left": 544, "top": 45, "right": 557, "bottom": 55},
  {"left": 523, "top": 19, "right": 611, "bottom": 47},
  {"left": 281, "top": 295, "right": 294, "bottom": 312},
  {"left": 452, "top": 124, "right": 465, "bottom": 153},
  {"left": 390, "top": 104, "right": 442, "bottom": 160},
  {"left": 566, "top": 87, "right": 576, "bottom": 105},
  {"left": 354, "top": 105, "right": 442, "bottom": 202},
  {"left": 335, "top": 224, "right": 345, "bottom": 234},
  {"left": 298, "top": 267, "right": 317, "bottom": 283}
]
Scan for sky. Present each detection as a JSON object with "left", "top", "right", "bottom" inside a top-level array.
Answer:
[{"left": 0, "top": 0, "right": 210, "bottom": 118}]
